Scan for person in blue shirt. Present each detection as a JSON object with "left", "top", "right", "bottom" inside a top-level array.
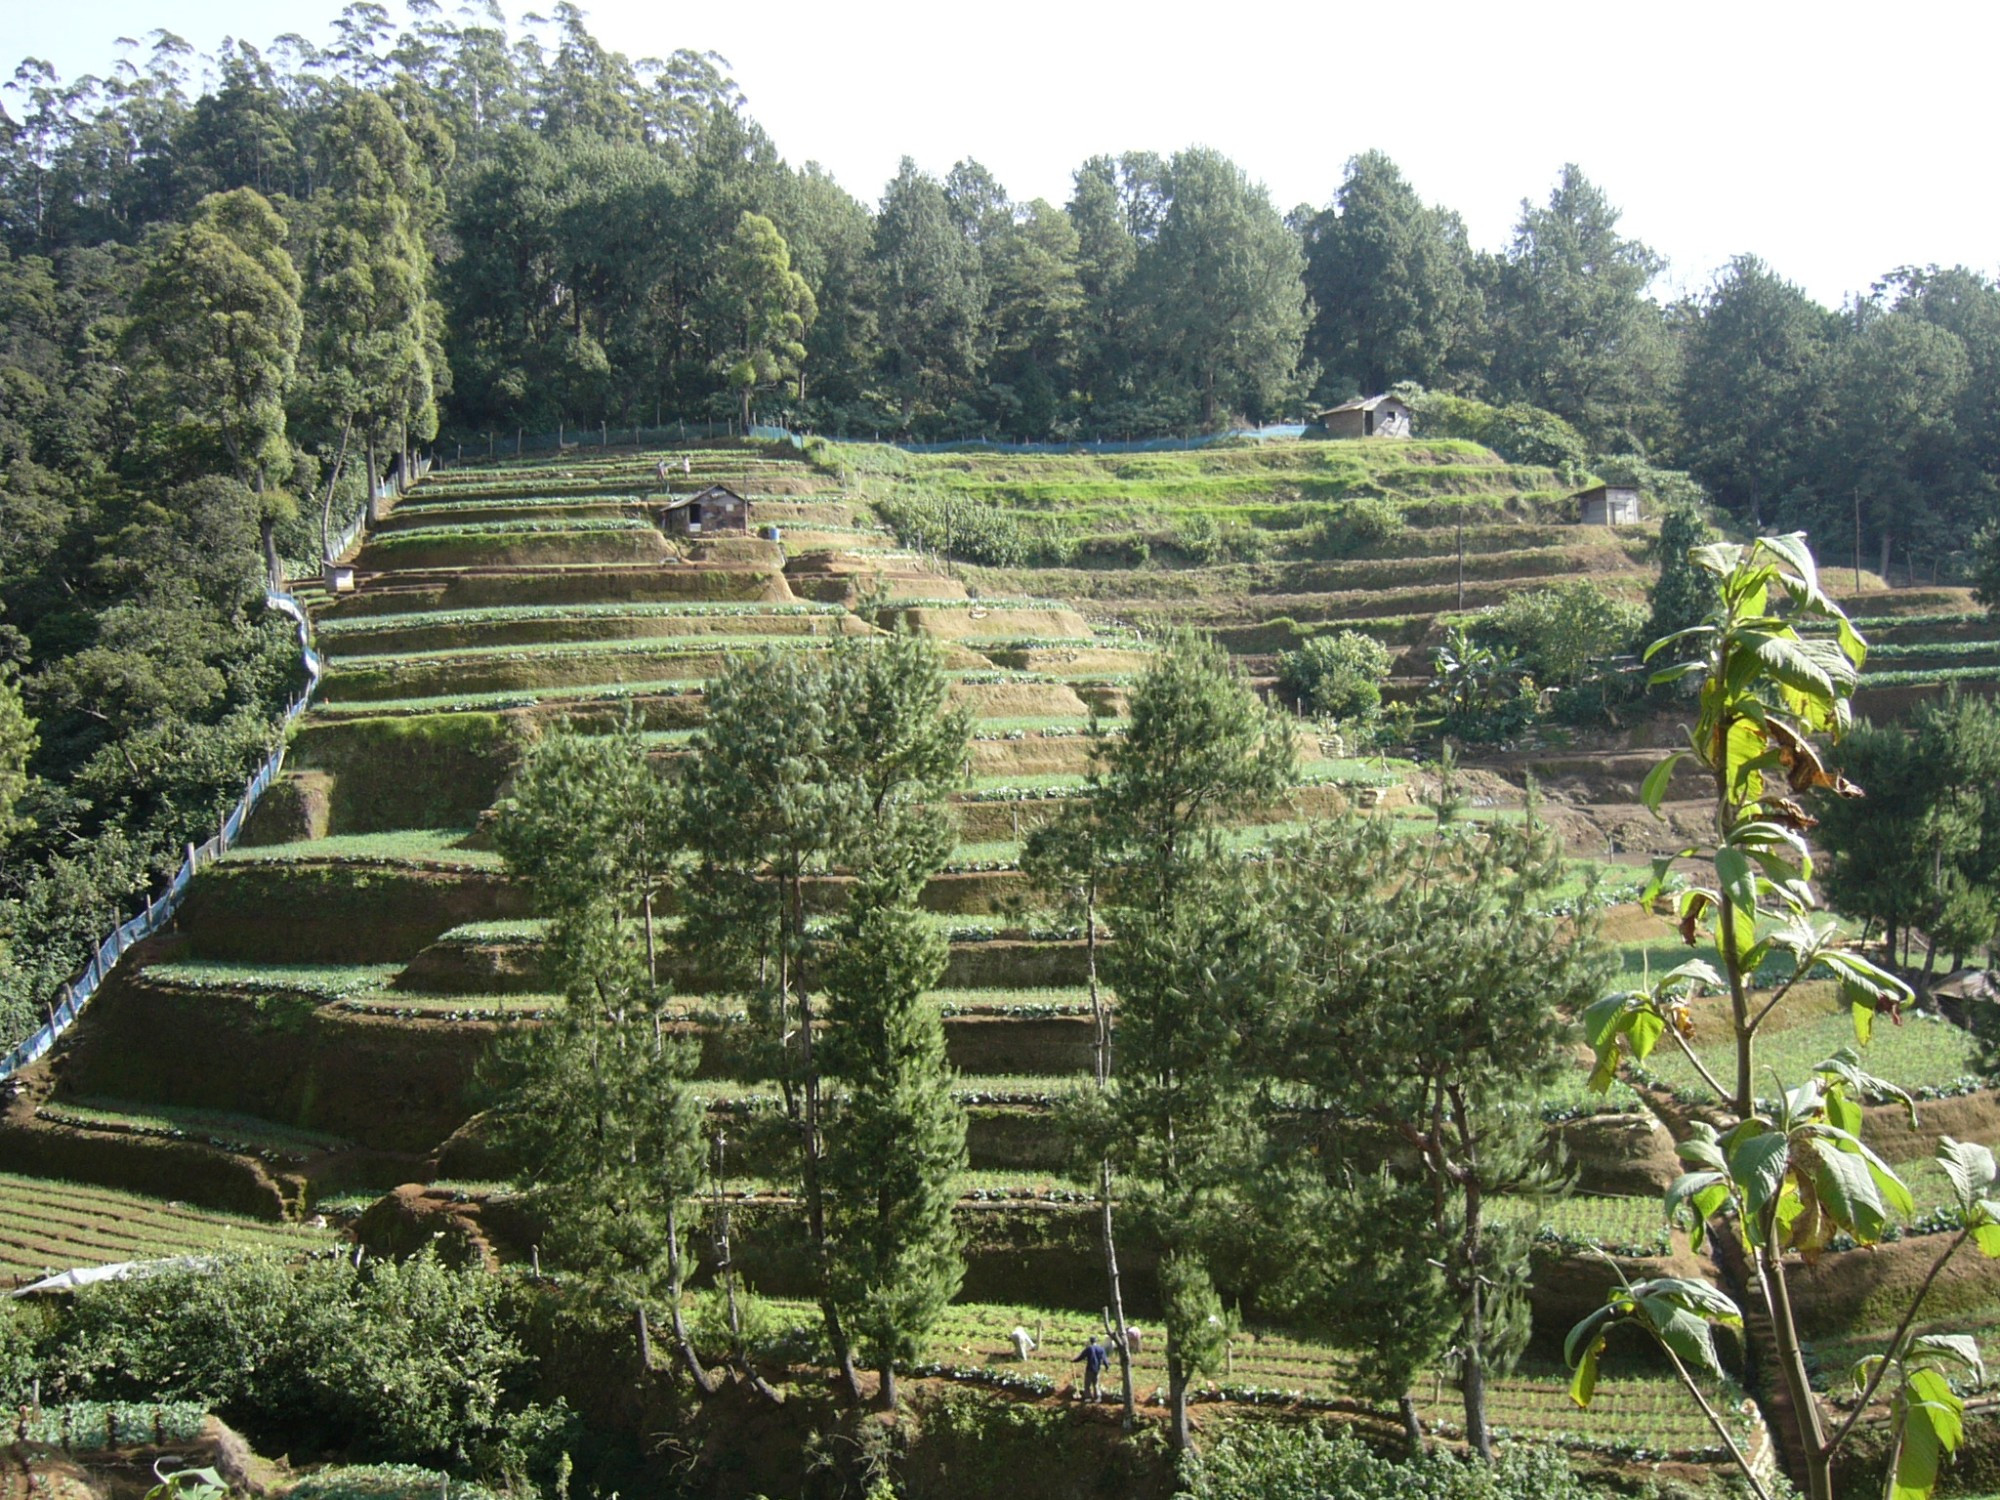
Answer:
[{"left": 1072, "top": 1335, "right": 1109, "bottom": 1400}]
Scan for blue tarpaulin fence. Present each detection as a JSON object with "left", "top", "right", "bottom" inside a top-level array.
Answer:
[{"left": 438, "top": 421, "right": 1309, "bottom": 463}]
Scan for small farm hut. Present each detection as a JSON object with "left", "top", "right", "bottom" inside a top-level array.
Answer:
[
  {"left": 1313, "top": 394, "right": 1412, "bottom": 439},
  {"left": 1576, "top": 484, "right": 1642, "bottom": 526},
  {"left": 659, "top": 484, "right": 750, "bottom": 537}
]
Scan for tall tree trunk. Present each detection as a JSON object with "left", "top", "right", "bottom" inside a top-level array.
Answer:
[
  {"left": 634, "top": 1303, "right": 653, "bottom": 1374},
  {"left": 1451, "top": 1091, "right": 1492, "bottom": 1461},
  {"left": 1399, "top": 1393, "right": 1425, "bottom": 1455},
  {"left": 1168, "top": 1349, "right": 1191, "bottom": 1452},
  {"left": 666, "top": 1201, "right": 718, "bottom": 1394},
  {"left": 1087, "top": 898, "right": 1135, "bottom": 1427},
  {"left": 260, "top": 516, "right": 281, "bottom": 593},
  {"left": 791, "top": 873, "right": 859, "bottom": 1401},
  {"left": 879, "top": 1361, "right": 897, "bottom": 1411},
  {"left": 1759, "top": 1241, "right": 1833, "bottom": 1500},
  {"left": 364, "top": 442, "right": 379, "bottom": 528}
]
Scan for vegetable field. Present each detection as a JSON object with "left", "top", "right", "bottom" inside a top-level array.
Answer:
[{"left": 0, "top": 1172, "right": 334, "bottom": 1282}]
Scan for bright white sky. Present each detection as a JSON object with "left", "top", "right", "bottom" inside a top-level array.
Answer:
[{"left": 11, "top": 0, "right": 1998, "bottom": 309}]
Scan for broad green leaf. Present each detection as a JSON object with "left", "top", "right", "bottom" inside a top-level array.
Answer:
[
  {"left": 1583, "top": 992, "right": 1637, "bottom": 1050},
  {"left": 1627, "top": 1008, "right": 1666, "bottom": 1063},
  {"left": 1677, "top": 1124, "right": 1727, "bottom": 1172},
  {"left": 1728, "top": 1131, "right": 1791, "bottom": 1224},
  {"left": 1640, "top": 752, "right": 1687, "bottom": 815},
  {"left": 1895, "top": 1368, "right": 1966, "bottom": 1500},
  {"left": 1666, "top": 1170, "right": 1728, "bottom": 1226},
  {"left": 1660, "top": 958, "right": 1726, "bottom": 992},
  {"left": 1645, "top": 1302, "right": 1723, "bottom": 1376},
  {"left": 1824, "top": 1088, "right": 1862, "bottom": 1142},
  {"left": 1936, "top": 1138, "right": 1998, "bottom": 1215},
  {"left": 1739, "top": 630, "right": 1837, "bottom": 706},
  {"left": 1810, "top": 1125, "right": 1919, "bottom": 1220},
  {"left": 1564, "top": 1304, "right": 1619, "bottom": 1372},
  {"left": 1911, "top": 1333, "right": 1985, "bottom": 1387},
  {"left": 1893, "top": 1392, "right": 1944, "bottom": 1500},
  {"left": 1643, "top": 626, "right": 1716, "bottom": 663},
  {"left": 1569, "top": 1331, "right": 1604, "bottom": 1408},
  {"left": 1758, "top": 532, "right": 1823, "bottom": 604},
  {"left": 1816, "top": 1045, "right": 1917, "bottom": 1126},
  {"left": 1835, "top": 613, "right": 1868, "bottom": 671},
  {"left": 1648, "top": 659, "right": 1705, "bottom": 687},
  {"left": 1808, "top": 1140, "right": 1892, "bottom": 1243},
  {"left": 1975, "top": 1222, "right": 2000, "bottom": 1258}
]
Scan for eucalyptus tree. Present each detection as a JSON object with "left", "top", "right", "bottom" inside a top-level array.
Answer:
[
  {"left": 1131, "top": 148, "right": 1309, "bottom": 428},
  {"left": 1302, "top": 150, "right": 1477, "bottom": 398},
  {"left": 296, "top": 89, "right": 444, "bottom": 539},
  {"left": 872, "top": 158, "right": 986, "bottom": 431},
  {"left": 1490, "top": 164, "right": 1671, "bottom": 451},
  {"left": 706, "top": 210, "right": 815, "bottom": 430},
  {"left": 1576, "top": 535, "right": 2000, "bottom": 1500},
  {"left": 127, "top": 187, "right": 301, "bottom": 581}
]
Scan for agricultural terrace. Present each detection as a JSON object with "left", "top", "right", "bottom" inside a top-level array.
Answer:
[{"left": 2, "top": 437, "right": 1993, "bottom": 1495}]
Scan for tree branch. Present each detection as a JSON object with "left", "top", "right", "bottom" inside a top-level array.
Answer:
[
  {"left": 1663, "top": 1020, "right": 1733, "bottom": 1107},
  {"left": 1824, "top": 1226, "right": 1969, "bottom": 1457},
  {"left": 1651, "top": 1328, "right": 1773, "bottom": 1500}
]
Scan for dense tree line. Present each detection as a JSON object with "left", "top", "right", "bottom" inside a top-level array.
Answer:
[{"left": 7, "top": 8, "right": 1998, "bottom": 537}]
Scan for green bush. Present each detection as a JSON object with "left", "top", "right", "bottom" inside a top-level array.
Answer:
[
  {"left": 39, "top": 1250, "right": 535, "bottom": 1471},
  {"left": 1277, "top": 632, "right": 1392, "bottom": 722},
  {"left": 1302, "top": 496, "right": 1405, "bottom": 558},
  {"left": 1973, "top": 520, "right": 2000, "bottom": 618},
  {"left": 0, "top": 1298, "right": 44, "bottom": 1401},
  {"left": 876, "top": 490, "right": 1052, "bottom": 567},
  {"left": 1180, "top": 1424, "right": 1606, "bottom": 1500},
  {"left": 1398, "top": 388, "right": 1589, "bottom": 476},
  {"left": 1482, "top": 578, "right": 1644, "bottom": 692},
  {"left": 286, "top": 1467, "right": 504, "bottom": 1500}
]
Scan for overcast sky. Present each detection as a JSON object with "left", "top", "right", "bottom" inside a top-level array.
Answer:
[{"left": 11, "top": 0, "right": 1997, "bottom": 309}]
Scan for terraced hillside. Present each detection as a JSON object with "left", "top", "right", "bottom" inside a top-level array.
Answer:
[
  {"left": 5, "top": 436, "right": 1994, "bottom": 1478},
  {"left": 839, "top": 439, "right": 2000, "bottom": 716}
]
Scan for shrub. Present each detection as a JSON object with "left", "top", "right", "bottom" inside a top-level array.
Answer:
[
  {"left": 1277, "top": 632, "right": 1392, "bottom": 722},
  {"left": 1974, "top": 520, "right": 2000, "bottom": 618},
  {"left": 1181, "top": 1423, "right": 1605, "bottom": 1500},
  {"left": 876, "top": 491, "right": 1036, "bottom": 567},
  {"left": 1398, "top": 388, "right": 1589, "bottom": 475},
  {"left": 1482, "top": 580, "right": 1643, "bottom": 687},
  {"left": 1302, "top": 496, "right": 1405, "bottom": 558},
  {"left": 39, "top": 1250, "right": 533, "bottom": 1470}
]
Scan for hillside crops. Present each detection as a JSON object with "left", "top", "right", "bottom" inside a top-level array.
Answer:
[{"left": 0, "top": 1172, "right": 333, "bottom": 1283}]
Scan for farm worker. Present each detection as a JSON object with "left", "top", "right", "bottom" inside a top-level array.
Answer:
[
  {"left": 682, "top": 455, "right": 691, "bottom": 475},
  {"left": 1072, "top": 1336, "right": 1109, "bottom": 1400},
  {"left": 1124, "top": 1325, "right": 1142, "bottom": 1356},
  {"left": 655, "top": 458, "right": 670, "bottom": 484},
  {"left": 1010, "top": 1325, "right": 1037, "bottom": 1360}
]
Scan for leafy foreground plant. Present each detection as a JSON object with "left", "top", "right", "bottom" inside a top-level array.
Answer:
[{"left": 1572, "top": 534, "right": 2000, "bottom": 1500}]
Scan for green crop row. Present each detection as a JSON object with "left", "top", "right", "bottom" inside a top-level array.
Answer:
[{"left": 144, "top": 961, "right": 401, "bottom": 999}]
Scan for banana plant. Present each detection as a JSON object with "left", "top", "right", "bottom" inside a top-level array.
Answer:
[{"left": 1569, "top": 534, "right": 1997, "bottom": 1500}]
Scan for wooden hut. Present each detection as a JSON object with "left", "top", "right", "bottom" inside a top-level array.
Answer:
[
  {"left": 1576, "top": 484, "right": 1642, "bottom": 526},
  {"left": 659, "top": 484, "right": 750, "bottom": 537},
  {"left": 1313, "top": 394, "right": 1412, "bottom": 439}
]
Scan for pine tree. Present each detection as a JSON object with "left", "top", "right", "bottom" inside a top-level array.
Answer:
[
  {"left": 1093, "top": 632, "right": 1295, "bottom": 1450},
  {"left": 820, "top": 896, "right": 966, "bottom": 1410}
]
